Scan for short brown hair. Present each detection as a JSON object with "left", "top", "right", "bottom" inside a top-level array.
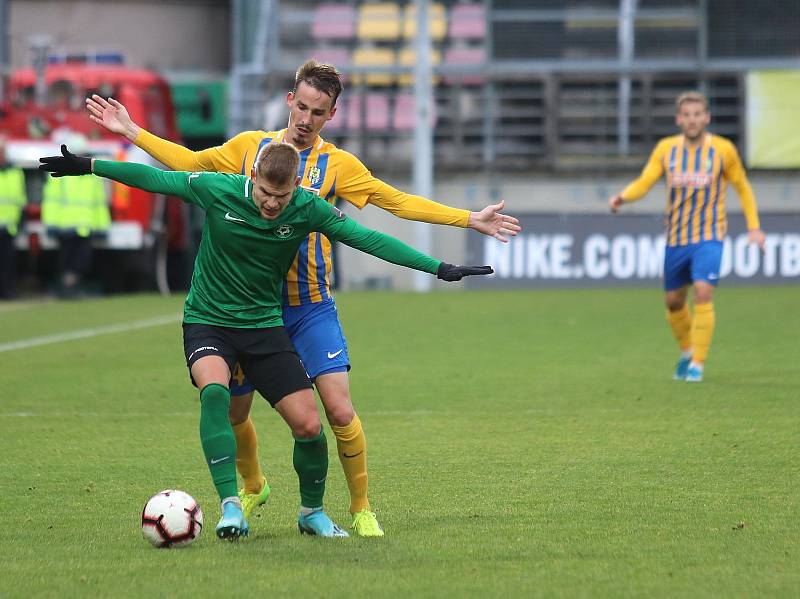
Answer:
[
  {"left": 294, "top": 59, "right": 343, "bottom": 106},
  {"left": 255, "top": 142, "right": 300, "bottom": 185},
  {"left": 675, "top": 91, "right": 709, "bottom": 113}
]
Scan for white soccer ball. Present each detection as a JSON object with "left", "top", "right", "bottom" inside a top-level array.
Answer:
[{"left": 141, "top": 489, "right": 204, "bottom": 548}]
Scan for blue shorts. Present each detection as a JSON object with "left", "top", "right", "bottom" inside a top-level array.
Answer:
[
  {"left": 229, "top": 298, "right": 350, "bottom": 396},
  {"left": 663, "top": 241, "right": 723, "bottom": 291}
]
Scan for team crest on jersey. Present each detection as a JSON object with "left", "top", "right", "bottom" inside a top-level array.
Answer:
[
  {"left": 308, "top": 166, "right": 322, "bottom": 186},
  {"left": 705, "top": 158, "right": 713, "bottom": 172},
  {"left": 275, "top": 224, "right": 294, "bottom": 238}
]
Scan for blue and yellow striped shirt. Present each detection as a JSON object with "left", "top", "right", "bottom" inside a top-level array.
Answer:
[
  {"left": 621, "top": 133, "right": 760, "bottom": 247},
  {"left": 135, "top": 128, "right": 470, "bottom": 306}
]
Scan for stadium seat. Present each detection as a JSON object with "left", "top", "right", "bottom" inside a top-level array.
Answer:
[
  {"left": 392, "top": 92, "right": 437, "bottom": 131},
  {"left": 351, "top": 46, "right": 396, "bottom": 87},
  {"left": 402, "top": 3, "right": 447, "bottom": 41},
  {"left": 357, "top": 3, "right": 401, "bottom": 41},
  {"left": 312, "top": 4, "right": 356, "bottom": 40},
  {"left": 309, "top": 47, "right": 352, "bottom": 82},
  {"left": 443, "top": 45, "right": 487, "bottom": 85},
  {"left": 397, "top": 46, "right": 442, "bottom": 87},
  {"left": 347, "top": 92, "right": 391, "bottom": 131},
  {"left": 323, "top": 96, "right": 348, "bottom": 132},
  {"left": 449, "top": 3, "right": 486, "bottom": 40}
]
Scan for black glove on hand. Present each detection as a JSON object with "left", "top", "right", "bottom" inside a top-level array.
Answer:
[
  {"left": 39, "top": 145, "right": 92, "bottom": 177},
  {"left": 436, "top": 263, "right": 494, "bottom": 282}
]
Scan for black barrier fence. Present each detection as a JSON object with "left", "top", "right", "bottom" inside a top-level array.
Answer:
[{"left": 466, "top": 214, "right": 800, "bottom": 288}]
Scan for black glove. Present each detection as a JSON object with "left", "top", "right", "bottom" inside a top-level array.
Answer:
[
  {"left": 437, "top": 262, "right": 494, "bottom": 282},
  {"left": 39, "top": 145, "right": 92, "bottom": 177}
]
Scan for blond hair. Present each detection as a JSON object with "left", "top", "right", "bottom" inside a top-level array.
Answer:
[
  {"left": 675, "top": 91, "right": 709, "bottom": 113},
  {"left": 254, "top": 142, "right": 300, "bottom": 185}
]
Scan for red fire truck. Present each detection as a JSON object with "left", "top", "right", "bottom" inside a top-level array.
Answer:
[{"left": 0, "top": 57, "right": 187, "bottom": 293}]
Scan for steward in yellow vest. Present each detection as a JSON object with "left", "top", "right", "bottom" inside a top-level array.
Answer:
[
  {"left": 42, "top": 172, "right": 109, "bottom": 297},
  {"left": 0, "top": 138, "right": 29, "bottom": 299}
]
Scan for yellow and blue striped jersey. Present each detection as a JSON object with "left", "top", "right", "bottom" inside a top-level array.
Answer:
[
  {"left": 621, "top": 133, "right": 760, "bottom": 247},
  {"left": 135, "top": 128, "right": 470, "bottom": 306}
]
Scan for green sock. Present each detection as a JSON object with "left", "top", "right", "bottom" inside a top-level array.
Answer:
[
  {"left": 199, "top": 383, "right": 238, "bottom": 501},
  {"left": 293, "top": 427, "right": 328, "bottom": 509}
]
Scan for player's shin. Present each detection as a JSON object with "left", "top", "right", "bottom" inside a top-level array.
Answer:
[
  {"left": 232, "top": 417, "right": 264, "bottom": 494},
  {"left": 666, "top": 305, "right": 692, "bottom": 352},
  {"left": 199, "top": 383, "right": 238, "bottom": 500},
  {"left": 293, "top": 427, "right": 329, "bottom": 510},
  {"left": 331, "top": 414, "right": 370, "bottom": 514},
  {"left": 690, "top": 302, "right": 715, "bottom": 364}
]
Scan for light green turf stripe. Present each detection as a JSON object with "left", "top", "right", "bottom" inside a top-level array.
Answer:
[{"left": 0, "top": 313, "right": 181, "bottom": 353}]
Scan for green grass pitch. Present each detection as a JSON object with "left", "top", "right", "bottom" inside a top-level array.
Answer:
[{"left": 1, "top": 288, "right": 798, "bottom": 598}]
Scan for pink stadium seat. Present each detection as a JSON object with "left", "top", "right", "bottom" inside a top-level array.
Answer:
[
  {"left": 449, "top": 4, "right": 486, "bottom": 40},
  {"left": 324, "top": 96, "right": 348, "bottom": 132},
  {"left": 308, "top": 47, "right": 352, "bottom": 83},
  {"left": 347, "top": 93, "right": 391, "bottom": 131},
  {"left": 392, "top": 93, "right": 437, "bottom": 131},
  {"left": 443, "top": 46, "right": 487, "bottom": 85},
  {"left": 312, "top": 4, "right": 356, "bottom": 40}
]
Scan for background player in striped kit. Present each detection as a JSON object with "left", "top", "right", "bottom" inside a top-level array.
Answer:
[
  {"left": 87, "top": 60, "right": 520, "bottom": 536},
  {"left": 608, "top": 91, "right": 765, "bottom": 382}
]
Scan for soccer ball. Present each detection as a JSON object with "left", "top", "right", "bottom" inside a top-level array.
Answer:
[{"left": 141, "top": 490, "right": 203, "bottom": 548}]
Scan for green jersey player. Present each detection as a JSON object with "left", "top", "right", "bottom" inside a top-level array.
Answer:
[{"left": 40, "top": 142, "right": 492, "bottom": 540}]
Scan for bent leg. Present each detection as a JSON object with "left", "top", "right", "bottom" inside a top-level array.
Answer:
[
  {"left": 192, "top": 356, "right": 238, "bottom": 501},
  {"left": 275, "top": 389, "right": 328, "bottom": 509},
  {"left": 665, "top": 286, "right": 692, "bottom": 352},
  {"left": 690, "top": 281, "right": 716, "bottom": 364},
  {"left": 316, "top": 371, "right": 371, "bottom": 515},
  {"left": 227, "top": 371, "right": 264, "bottom": 495}
]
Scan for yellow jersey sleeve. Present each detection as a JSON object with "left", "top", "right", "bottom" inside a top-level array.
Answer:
[
  {"left": 721, "top": 141, "right": 761, "bottom": 230},
  {"left": 134, "top": 129, "right": 256, "bottom": 174},
  {"left": 334, "top": 151, "right": 470, "bottom": 227},
  {"left": 621, "top": 139, "right": 668, "bottom": 202}
]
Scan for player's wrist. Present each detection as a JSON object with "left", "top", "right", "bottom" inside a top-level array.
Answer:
[{"left": 126, "top": 122, "right": 141, "bottom": 142}]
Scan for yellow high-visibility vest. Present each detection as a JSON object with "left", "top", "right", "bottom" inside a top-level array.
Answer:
[
  {"left": 0, "top": 166, "right": 28, "bottom": 235},
  {"left": 42, "top": 174, "right": 110, "bottom": 238}
]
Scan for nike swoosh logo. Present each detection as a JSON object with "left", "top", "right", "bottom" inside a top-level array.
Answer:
[
  {"left": 313, "top": 477, "right": 327, "bottom": 484},
  {"left": 343, "top": 451, "right": 363, "bottom": 459},
  {"left": 224, "top": 212, "right": 246, "bottom": 223},
  {"left": 327, "top": 350, "right": 343, "bottom": 359},
  {"left": 210, "top": 456, "right": 230, "bottom": 465}
]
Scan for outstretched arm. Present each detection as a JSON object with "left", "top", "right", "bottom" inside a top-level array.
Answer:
[
  {"left": 39, "top": 145, "right": 201, "bottom": 204},
  {"left": 310, "top": 201, "right": 492, "bottom": 281},
  {"left": 86, "top": 95, "right": 244, "bottom": 173},
  {"left": 335, "top": 153, "right": 521, "bottom": 242},
  {"left": 609, "top": 141, "right": 666, "bottom": 212}
]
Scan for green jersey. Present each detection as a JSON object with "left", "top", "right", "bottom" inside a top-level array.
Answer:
[{"left": 93, "top": 160, "right": 440, "bottom": 328}]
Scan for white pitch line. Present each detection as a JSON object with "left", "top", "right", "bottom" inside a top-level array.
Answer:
[{"left": 0, "top": 313, "right": 182, "bottom": 353}]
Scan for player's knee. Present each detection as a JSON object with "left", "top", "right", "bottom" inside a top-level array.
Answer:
[
  {"left": 694, "top": 287, "right": 713, "bottom": 304},
  {"left": 325, "top": 403, "right": 355, "bottom": 427},
  {"left": 291, "top": 416, "right": 322, "bottom": 439},
  {"left": 228, "top": 392, "right": 254, "bottom": 425},
  {"left": 665, "top": 296, "right": 685, "bottom": 311}
]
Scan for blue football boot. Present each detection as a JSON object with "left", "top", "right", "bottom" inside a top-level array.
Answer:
[
  {"left": 685, "top": 363, "right": 704, "bottom": 383},
  {"left": 298, "top": 509, "right": 349, "bottom": 538},
  {"left": 673, "top": 355, "right": 691, "bottom": 380},
  {"left": 216, "top": 500, "right": 249, "bottom": 540}
]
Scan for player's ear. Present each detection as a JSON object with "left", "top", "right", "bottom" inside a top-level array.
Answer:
[
  {"left": 294, "top": 175, "right": 301, "bottom": 188},
  {"left": 250, "top": 166, "right": 256, "bottom": 181},
  {"left": 286, "top": 91, "right": 295, "bottom": 108},
  {"left": 327, "top": 104, "right": 337, "bottom": 122}
]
